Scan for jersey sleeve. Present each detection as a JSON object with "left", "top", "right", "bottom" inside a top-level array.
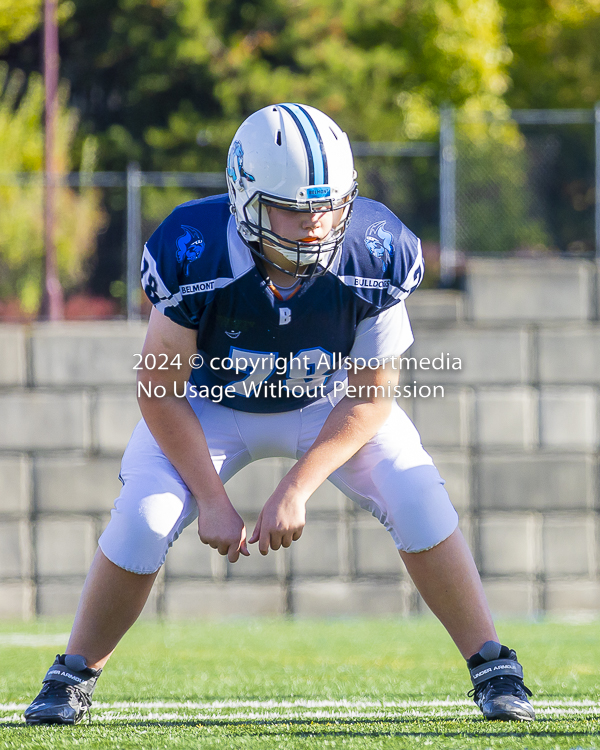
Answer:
[
  {"left": 387, "top": 237, "right": 424, "bottom": 304},
  {"left": 348, "top": 301, "right": 414, "bottom": 363},
  {"left": 337, "top": 198, "right": 425, "bottom": 316},
  {"left": 140, "top": 212, "right": 201, "bottom": 329}
]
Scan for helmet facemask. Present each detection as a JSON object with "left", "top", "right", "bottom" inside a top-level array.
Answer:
[
  {"left": 240, "top": 185, "right": 358, "bottom": 279},
  {"left": 226, "top": 103, "right": 358, "bottom": 279}
]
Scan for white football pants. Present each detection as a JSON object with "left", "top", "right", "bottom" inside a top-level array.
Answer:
[{"left": 99, "top": 395, "right": 459, "bottom": 573}]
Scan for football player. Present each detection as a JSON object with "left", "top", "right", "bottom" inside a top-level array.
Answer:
[{"left": 25, "top": 103, "right": 534, "bottom": 725}]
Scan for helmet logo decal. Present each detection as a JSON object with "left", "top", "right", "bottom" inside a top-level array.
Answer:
[
  {"left": 227, "top": 140, "right": 255, "bottom": 190},
  {"left": 365, "top": 220, "right": 394, "bottom": 272},
  {"left": 176, "top": 225, "right": 205, "bottom": 276}
]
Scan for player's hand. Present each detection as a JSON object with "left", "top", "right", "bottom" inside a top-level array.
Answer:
[
  {"left": 197, "top": 498, "right": 250, "bottom": 563},
  {"left": 249, "top": 485, "right": 307, "bottom": 555}
]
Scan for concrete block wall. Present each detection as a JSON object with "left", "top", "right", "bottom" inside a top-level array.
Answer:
[
  {"left": 0, "top": 258, "right": 599, "bottom": 619},
  {"left": 409, "top": 258, "right": 600, "bottom": 617},
  {"left": 0, "top": 323, "right": 147, "bottom": 619}
]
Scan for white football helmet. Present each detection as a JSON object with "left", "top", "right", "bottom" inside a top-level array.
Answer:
[{"left": 226, "top": 103, "right": 358, "bottom": 278}]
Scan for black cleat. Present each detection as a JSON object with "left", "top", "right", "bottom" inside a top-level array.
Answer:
[
  {"left": 25, "top": 654, "right": 101, "bottom": 725},
  {"left": 468, "top": 641, "right": 535, "bottom": 722}
]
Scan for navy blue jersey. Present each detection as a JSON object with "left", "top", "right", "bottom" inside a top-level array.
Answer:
[{"left": 141, "top": 194, "right": 423, "bottom": 413}]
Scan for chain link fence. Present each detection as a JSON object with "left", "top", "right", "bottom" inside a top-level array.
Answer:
[
  {"left": 0, "top": 108, "right": 598, "bottom": 318},
  {"left": 440, "top": 106, "right": 600, "bottom": 284},
  {"left": 0, "top": 149, "right": 440, "bottom": 320}
]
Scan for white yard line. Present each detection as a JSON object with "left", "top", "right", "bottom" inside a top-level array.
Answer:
[
  {"left": 1, "top": 697, "right": 598, "bottom": 723},
  {"left": 4, "top": 698, "right": 598, "bottom": 709}
]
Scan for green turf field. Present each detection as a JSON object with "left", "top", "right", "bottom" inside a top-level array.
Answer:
[{"left": 1, "top": 617, "right": 599, "bottom": 749}]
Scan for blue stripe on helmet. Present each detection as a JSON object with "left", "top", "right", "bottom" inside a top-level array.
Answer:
[
  {"left": 280, "top": 103, "right": 326, "bottom": 185},
  {"left": 295, "top": 104, "right": 328, "bottom": 184}
]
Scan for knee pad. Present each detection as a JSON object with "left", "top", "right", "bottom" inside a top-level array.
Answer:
[
  {"left": 378, "top": 464, "right": 459, "bottom": 553},
  {"left": 99, "top": 487, "right": 191, "bottom": 574}
]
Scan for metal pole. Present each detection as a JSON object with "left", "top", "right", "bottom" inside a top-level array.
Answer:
[
  {"left": 595, "top": 103, "right": 600, "bottom": 263},
  {"left": 439, "top": 106, "right": 457, "bottom": 286},
  {"left": 42, "top": 0, "right": 64, "bottom": 319},
  {"left": 126, "top": 162, "right": 142, "bottom": 320}
]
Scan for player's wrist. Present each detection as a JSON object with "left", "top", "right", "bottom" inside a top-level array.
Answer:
[
  {"left": 192, "top": 485, "right": 232, "bottom": 509},
  {"left": 276, "top": 473, "right": 313, "bottom": 505}
]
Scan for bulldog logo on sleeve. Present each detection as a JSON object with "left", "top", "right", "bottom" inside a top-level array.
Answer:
[
  {"left": 365, "top": 221, "right": 395, "bottom": 272},
  {"left": 176, "top": 225, "right": 205, "bottom": 276}
]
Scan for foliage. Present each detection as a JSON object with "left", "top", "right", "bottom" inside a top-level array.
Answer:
[
  {"left": 0, "top": 0, "right": 74, "bottom": 53},
  {"left": 500, "top": 0, "right": 600, "bottom": 108},
  {"left": 0, "top": 0, "right": 41, "bottom": 54},
  {"left": 1, "top": 0, "right": 512, "bottom": 171},
  {"left": 11, "top": 0, "right": 598, "bottom": 171},
  {"left": 495, "top": 0, "right": 600, "bottom": 254},
  {"left": 1, "top": 0, "right": 599, "bottom": 304},
  {"left": 0, "top": 63, "right": 105, "bottom": 313},
  {"left": 241, "top": 0, "right": 505, "bottom": 128},
  {"left": 156, "top": 0, "right": 513, "bottom": 158}
]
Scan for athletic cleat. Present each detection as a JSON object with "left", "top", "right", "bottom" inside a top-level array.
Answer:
[
  {"left": 24, "top": 654, "right": 101, "bottom": 725},
  {"left": 467, "top": 641, "right": 535, "bottom": 721}
]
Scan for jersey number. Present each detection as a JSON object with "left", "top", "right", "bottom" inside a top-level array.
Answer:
[{"left": 227, "top": 347, "right": 332, "bottom": 397}]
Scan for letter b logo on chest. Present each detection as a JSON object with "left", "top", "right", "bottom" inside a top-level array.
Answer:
[{"left": 279, "top": 307, "right": 292, "bottom": 325}]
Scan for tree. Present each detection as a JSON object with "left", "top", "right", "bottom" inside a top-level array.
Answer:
[
  {"left": 0, "top": 0, "right": 41, "bottom": 53},
  {"left": 0, "top": 63, "right": 105, "bottom": 314},
  {"left": 3, "top": 0, "right": 513, "bottom": 169},
  {"left": 7, "top": 0, "right": 583, "bottom": 296},
  {"left": 496, "top": 0, "right": 599, "bottom": 253},
  {"left": 164, "top": 0, "right": 513, "bottom": 154},
  {"left": 500, "top": 0, "right": 600, "bottom": 109}
]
